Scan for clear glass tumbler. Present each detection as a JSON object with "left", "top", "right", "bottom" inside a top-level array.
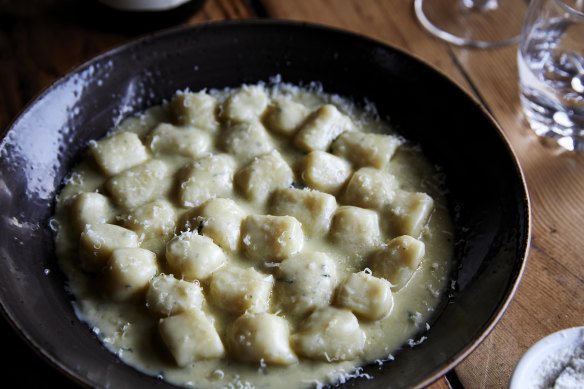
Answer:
[{"left": 518, "top": 0, "right": 584, "bottom": 151}]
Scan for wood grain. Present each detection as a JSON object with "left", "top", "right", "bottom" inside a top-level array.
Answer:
[
  {"left": 262, "top": 0, "right": 473, "bottom": 95},
  {"left": 2, "top": 1, "right": 583, "bottom": 388}
]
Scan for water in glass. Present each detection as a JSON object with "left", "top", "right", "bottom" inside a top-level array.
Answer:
[{"left": 518, "top": 0, "right": 584, "bottom": 151}]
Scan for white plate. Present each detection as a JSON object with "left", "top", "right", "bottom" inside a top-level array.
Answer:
[{"left": 510, "top": 326, "right": 584, "bottom": 388}]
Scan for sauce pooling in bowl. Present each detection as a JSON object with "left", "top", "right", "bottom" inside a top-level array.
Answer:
[{"left": 52, "top": 82, "right": 454, "bottom": 389}]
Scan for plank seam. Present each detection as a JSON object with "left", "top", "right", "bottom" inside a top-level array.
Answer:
[{"left": 446, "top": 46, "right": 493, "bottom": 116}]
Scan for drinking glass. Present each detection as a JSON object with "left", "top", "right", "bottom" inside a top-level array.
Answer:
[
  {"left": 414, "top": 0, "right": 527, "bottom": 48},
  {"left": 518, "top": 0, "right": 584, "bottom": 151}
]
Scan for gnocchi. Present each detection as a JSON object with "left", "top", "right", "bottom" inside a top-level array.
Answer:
[
  {"left": 103, "top": 247, "right": 158, "bottom": 302},
  {"left": 181, "top": 198, "right": 247, "bottom": 253},
  {"left": 235, "top": 150, "right": 294, "bottom": 203},
  {"left": 343, "top": 167, "right": 399, "bottom": 210},
  {"left": 336, "top": 271, "right": 394, "bottom": 320},
  {"left": 241, "top": 214, "right": 304, "bottom": 262},
  {"left": 263, "top": 98, "right": 310, "bottom": 135},
  {"left": 169, "top": 91, "right": 220, "bottom": 132},
  {"left": 219, "top": 121, "right": 274, "bottom": 164},
  {"left": 294, "top": 104, "right": 355, "bottom": 152},
  {"left": 106, "top": 159, "right": 169, "bottom": 208},
  {"left": 329, "top": 205, "right": 382, "bottom": 252},
  {"left": 147, "top": 122, "right": 211, "bottom": 159},
  {"left": 208, "top": 265, "right": 274, "bottom": 315},
  {"left": 369, "top": 235, "right": 426, "bottom": 291},
  {"left": 53, "top": 83, "right": 453, "bottom": 389},
  {"left": 120, "top": 199, "right": 176, "bottom": 240},
  {"left": 158, "top": 309, "right": 225, "bottom": 366},
  {"left": 222, "top": 84, "right": 269, "bottom": 123},
  {"left": 78, "top": 223, "right": 139, "bottom": 272},
  {"left": 298, "top": 150, "right": 352, "bottom": 195},
  {"left": 165, "top": 231, "right": 226, "bottom": 281},
  {"left": 145, "top": 274, "right": 204, "bottom": 317},
  {"left": 292, "top": 306, "right": 366, "bottom": 361},
  {"left": 383, "top": 190, "right": 435, "bottom": 238},
  {"left": 226, "top": 313, "right": 298, "bottom": 365},
  {"left": 269, "top": 187, "right": 337, "bottom": 236},
  {"left": 178, "top": 154, "right": 236, "bottom": 207},
  {"left": 331, "top": 130, "right": 402, "bottom": 169},
  {"left": 71, "top": 192, "right": 114, "bottom": 233},
  {"left": 90, "top": 131, "right": 149, "bottom": 176},
  {"left": 274, "top": 251, "right": 338, "bottom": 317}
]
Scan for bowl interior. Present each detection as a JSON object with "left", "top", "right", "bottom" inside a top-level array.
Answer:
[{"left": 0, "top": 20, "right": 530, "bottom": 389}]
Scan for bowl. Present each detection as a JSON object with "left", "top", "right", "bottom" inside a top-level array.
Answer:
[
  {"left": 0, "top": 20, "right": 530, "bottom": 388},
  {"left": 510, "top": 326, "right": 584, "bottom": 389}
]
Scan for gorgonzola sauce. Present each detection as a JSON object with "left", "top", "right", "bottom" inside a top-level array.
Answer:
[{"left": 52, "top": 82, "right": 454, "bottom": 389}]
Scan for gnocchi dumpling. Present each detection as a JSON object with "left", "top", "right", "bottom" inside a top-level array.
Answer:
[
  {"left": 263, "top": 98, "right": 310, "bottom": 136},
  {"left": 120, "top": 199, "right": 176, "bottom": 240},
  {"left": 226, "top": 313, "right": 297, "bottom": 365},
  {"left": 343, "top": 167, "right": 399, "bottom": 210},
  {"left": 169, "top": 91, "right": 220, "bottom": 133},
  {"left": 294, "top": 104, "right": 355, "bottom": 152},
  {"left": 90, "top": 131, "right": 149, "bottom": 176},
  {"left": 71, "top": 192, "right": 115, "bottom": 233},
  {"left": 298, "top": 150, "right": 352, "bottom": 195},
  {"left": 219, "top": 121, "right": 274, "bottom": 164},
  {"left": 112, "top": 105, "right": 169, "bottom": 138},
  {"left": 292, "top": 306, "right": 366, "bottom": 362},
  {"left": 147, "top": 123, "right": 211, "bottom": 159},
  {"left": 106, "top": 159, "right": 169, "bottom": 209},
  {"left": 329, "top": 206, "right": 381, "bottom": 252},
  {"left": 241, "top": 214, "right": 304, "bottom": 263},
  {"left": 208, "top": 266, "right": 274, "bottom": 315},
  {"left": 336, "top": 271, "right": 393, "bottom": 320},
  {"left": 369, "top": 235, "right": 426, "bottom": 291},
  {"left": 182, "top": 198, "right": 247, "bottom": 253},
  {"left": 158, "top": 309, "right": 225, "bottom": 366},
  {"left": 235, "top": 150, "right": 294, "bottom": 203},
  {"left": 145, "top": 274, "right": 204, "bottom": 317},
  {"left": 103, "top": 247, "right": 158, "bottom": 302},
  {"left": 222, "top": 84, "right": 269, "bottom": 123},
  {"left": 269, "top": 187, "right": 337, "bottom": 236},
  {"left": 178, "top": 154, "right": 236, "bottom": 207},
  {"left": 79, "top": 223, "right": 139, "bottom": 272},
  {"left": 166, "top": 231, "right": 226, "bottom": 282},
  {"left": 383, "top": 190, "right": 434, "bottom": 238},
  {"left": 274, "top": 251, "right": 338, "bottom": 317},
  {"left": 331, "top": 131, "right": 402, "bottom": 169}
]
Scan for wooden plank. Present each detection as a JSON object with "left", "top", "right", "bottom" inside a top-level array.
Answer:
[{"left": 189, "top": 0, "right": 256, "bottom": 22}]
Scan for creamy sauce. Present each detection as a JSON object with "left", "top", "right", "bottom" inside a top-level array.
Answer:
[{"left": 52, "top": 83, "right": 454, "bottom": 389}]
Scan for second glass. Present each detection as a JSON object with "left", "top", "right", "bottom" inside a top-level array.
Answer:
[
  {"left": 414, "top": 0, "right": 527, "bottom": 48},
  {"left": 518, "top": 0, "right": 584, "bottom": 151}
]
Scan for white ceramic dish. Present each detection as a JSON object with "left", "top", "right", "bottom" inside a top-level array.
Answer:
[{"left": 510, "top": 326, "right": 584, "bottom": 388}]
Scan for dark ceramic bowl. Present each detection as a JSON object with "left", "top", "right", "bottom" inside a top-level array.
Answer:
[{"left": 0, "top": 20, "right": 530, "bottom": 389}]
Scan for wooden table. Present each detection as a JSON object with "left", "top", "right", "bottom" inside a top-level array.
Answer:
[{"left": 1, "top": 1, "right": 582, "bottom": 388}]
